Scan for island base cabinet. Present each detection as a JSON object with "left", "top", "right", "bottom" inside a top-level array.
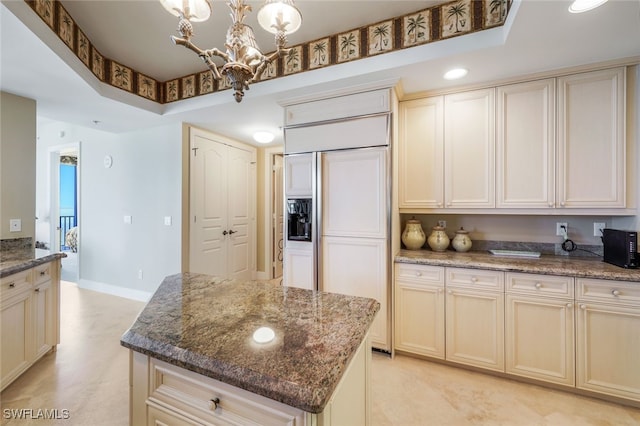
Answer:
[
  {"left": 576, "top": 302, "right": 640, "bottom": 402},
  {"left": 129, "top": 337, "right": 371, "bottom": 426}
]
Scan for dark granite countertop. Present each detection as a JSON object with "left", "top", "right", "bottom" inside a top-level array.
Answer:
[
  {"left": 396, "top": 249, "right": 640, "bottom": 282},
  {"left": 0, "top": 249, "right": 67, "bottom": 278},
  {"left": 120, "top": 272, "right": 380, "bottom": 414}
]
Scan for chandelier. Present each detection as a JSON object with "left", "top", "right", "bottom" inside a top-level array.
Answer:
[{"left": 160, "top": 0, "right": 302, "bottom": 102}]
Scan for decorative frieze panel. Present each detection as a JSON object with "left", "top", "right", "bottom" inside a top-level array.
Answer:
[{"left": 26, "top": 0, "right": 510, "bottom": 105}]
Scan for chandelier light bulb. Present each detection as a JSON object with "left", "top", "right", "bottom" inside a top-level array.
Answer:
[
  {"left": 258, "top": 0, "right": 302, "bottom": 35},
  {"left": 159, "top": 0, "right": 211, "bottom": 21}
]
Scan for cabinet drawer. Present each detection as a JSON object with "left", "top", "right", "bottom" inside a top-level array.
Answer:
[
  {"left": 33, "top": 262, "right": 52, "bottom": 285},
  {"left": 577, "top": 278, "right": 640, "bottom": 307},
  {"left": 506, "top": 272, "right": 574, "bottom": 298},
  {"left": 0, "top": 270, "right": 32, "bottom": 303},
  {"left": 149, "top": 358, "right": 305, "bottom": 426},
  {"left": 395, "top": 263, "right": 444, "bottom": 285},
  {"left": 446, "top": 267, "right": 504, "bottom": 291}
]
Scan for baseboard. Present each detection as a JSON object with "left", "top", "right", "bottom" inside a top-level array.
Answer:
[
  {"left": 77, "top": 279, "right": 152, "bottom": 302},
  {"left": 254, "top": 271, "right": 269, "bottom": 280}
]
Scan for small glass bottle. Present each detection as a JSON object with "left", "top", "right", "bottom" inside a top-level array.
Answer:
[{"left": 402, "top": 218, "right": 426, "bottom": 250}]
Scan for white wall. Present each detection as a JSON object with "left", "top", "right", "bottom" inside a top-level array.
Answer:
[
  {"left": 1, "top": 91, "right": 36, "bottom": 241},
  {"left": 37, "top": 120, "right": 182, "bottom": 300}
]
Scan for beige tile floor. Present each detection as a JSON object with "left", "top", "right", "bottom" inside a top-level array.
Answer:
[{"left": 2, "top": 281, "right": 640, "bottom": 425}]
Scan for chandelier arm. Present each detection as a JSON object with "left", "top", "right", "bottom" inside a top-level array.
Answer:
[
  {"left": 249, "top": 50, "right": 282, "bottom": 84},
  {"left": 172, "top": 36, "right": 230, "bottom": 80}
]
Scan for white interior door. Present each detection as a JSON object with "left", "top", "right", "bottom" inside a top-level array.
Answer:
[{"left": 189, "top": 130, "right": 255, "bottom": 280}]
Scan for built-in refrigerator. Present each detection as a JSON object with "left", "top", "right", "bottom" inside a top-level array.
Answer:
[{"left": 283, "top": 113, "right": 391, "bottom": 351}]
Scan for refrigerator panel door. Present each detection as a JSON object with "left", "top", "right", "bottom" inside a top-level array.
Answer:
[
  {"left": 321, "top": 148, "right": 387, "bottom": 239},
  {"left": 321, "top": 236, "right": 388, "bottom": 351}
]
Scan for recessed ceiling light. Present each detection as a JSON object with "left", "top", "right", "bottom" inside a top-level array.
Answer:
[
  {"left": 253, "top": 131, "right": 275, "bottom": 144},
  {"left": 568, "top": 0, "right": 608, "bottom": 13},
  {"left": 444, "top": 68, "right": 468, "bottom": 80}
]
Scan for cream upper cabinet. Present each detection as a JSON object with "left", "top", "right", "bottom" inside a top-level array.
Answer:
[
  {"left": 505, "top": 272, "right": 575, "bottom": 386},
  {"left": 497, "top": 79, "right": 556, "bottom": 208},
  {"left": 444, "top": 89, "right": 495, "bottom": 208},
  {"left": 576, "top": 278, "right": 640, "bottom": 402},
  {"left": 398, "top": 96, "right": 444, "bottom": 208},
  {"left": 284, "top": 153, "right": 313, "bottom": 198},
  {"left": 557, "top": 67, "right": 626, "bottom": 208}
]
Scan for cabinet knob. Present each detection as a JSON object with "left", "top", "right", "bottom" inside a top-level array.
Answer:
[
  {"left": 437, "top": 202, "right": 442, "bottom": 207},
  {"left": 415, "top": 271, "right": 422, "bottom": 277},
  {"left": 548, "top": 202, "right": 554, "bottom": 207},
  {"left": 40, "top": 271, "right": 46, "bottom": 276},
  {"left": 35, "top": 288, "right": 40, "bottom": 293},
  {"left": 209, "top": 397, "right": 220, "bottom": 411},
  {"left": 448, "top": 290, "right": 453, "bottom": 295},
  {"left": 580, "top": 304, "right": 587, "bottom": 310},
  {"left": 612, "top": 289, "right": 621, "bottom": 297},
  {"left": 437, "top": 288, "right": 443, "bottom": 293},
  {"left": 535, "top": 282, "right": 542, "bottom": 289},
  {"left": 470, "top": 277, "right": 478, "bottom": 283},
  {"left": 560, "top": 202, "right": 566, "bottom": 207},
  {"left": 566, "top": 303, "right": 573, "bottom": 308},
  {"left": 447, "top": 203, "right": 452, "bottom": 207},
  {"left": 8, "top": 282, "right": 15, "bottom": 288}
]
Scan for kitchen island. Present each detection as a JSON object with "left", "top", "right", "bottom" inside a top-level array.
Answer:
[{"left": 120, "top": 272, "right": 380, "bottom": 425}]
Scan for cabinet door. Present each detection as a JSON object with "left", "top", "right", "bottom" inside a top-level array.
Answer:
[
  {"left": 395, "top": 280, "right": 445, "bottom": 358},
  {"left": 445, "top": 288, "right": 504, "bottom": 371},
  {"left": 444, "top": 89, "right": 495, "bottom": 208},
  {"left": 283, "top": 245, "right": 314, "bottom": 290},
  {"left": 497, "top": 79, "right": 556, "bottom": 208},
  {"left": 1, "top": 291, "right": 31, "bottom": 390},
  {"left": 321, "top": 236, "right": 388, "bottom": 351},
  {"left": 576, "top": 302, "right": 640, "bottom": 401},
  {"left": 284, "top": 153, "right": 313, "bottom": 198},
  {"left": 33, "top": 280, "right": 55, "bottom": 360},
  {"left": 557, "top": 67, "right": 626, "bottom": 208},
  {"left": 398, "top": 97, "right": 444, "bottom": 208},
  {"left": 505, "top": 295, "right": 575, "bottom": 386}
]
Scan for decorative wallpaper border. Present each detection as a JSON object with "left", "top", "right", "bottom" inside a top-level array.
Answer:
[{"left": 26, "top": 0, "right": 510, "bottom": 104}]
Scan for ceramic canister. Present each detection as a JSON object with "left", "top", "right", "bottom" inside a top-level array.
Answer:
[{"left": 402, "top": 219, "right": 426, "bottom": 250}]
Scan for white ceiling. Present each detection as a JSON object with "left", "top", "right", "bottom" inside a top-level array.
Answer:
[{"left": 1, "top": 0, "right": 640, "bottom": 147}]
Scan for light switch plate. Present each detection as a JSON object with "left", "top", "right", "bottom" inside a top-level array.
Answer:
[
  {"left": 9, "top": 219, "right": 21, "bottom": 232},
  {"left": 164, "top": 216, "right": 172, "bottom": 226},
  {"left": 124, "top": 215, "right": 132, "bottom": 224}
]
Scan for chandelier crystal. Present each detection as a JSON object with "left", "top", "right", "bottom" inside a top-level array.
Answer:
[{"left": 160, "top": 0, "right": 302, "bottom": 103}]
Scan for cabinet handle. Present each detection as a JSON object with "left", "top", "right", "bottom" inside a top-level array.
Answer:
[
  {"left": 40, "top": 271, "right": 46, "bottom": 276},
  {"left": 580, "top": 304, "right": 587, "bottom": 310},
  {"left": 35, "top": 288, "right": 40, "bottom": 293},
  {"left": 612, "top": 289, "right": 621, "bottom": 296},
  {"left": 209, "top": 397, "right": 220, "bottom": 411},
  {"left": 535, "top": 282, "right": 542, "bottom": 289},
  {"left": 228, "top": 230, "right": 237, "bottom": 235},
  {"left": 8, "top": 282, "right": 15, "bottom": 288},
  {"left": 222, "top": 230, "right": 228, "bottom": 236}
]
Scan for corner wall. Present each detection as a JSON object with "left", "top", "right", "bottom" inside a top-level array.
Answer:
[
  {"left": 37, "top": 120, "right": 182, "bottom": 299},
  {"left": 1, "top": 92, "right": 36, "bottom": 241}
]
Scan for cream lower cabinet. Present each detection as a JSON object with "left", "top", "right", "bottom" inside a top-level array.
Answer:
[
  {"left": 505, "top": 272, "right": 575, "bottom": 386},
  {"left": 394, "top": 263, "right": 445, "bottom": 358},
  {"left": 576, "top": 278, "right": 640, "bottom": 402},
  {"left": 130, "top": 336, "right": 371, "bottom": 426},
  {"left": 1, "top": 260, "right": 60, "bottom": 391},
  {"left": 445, "top": 268, "right": 504, "bottom": 372}
]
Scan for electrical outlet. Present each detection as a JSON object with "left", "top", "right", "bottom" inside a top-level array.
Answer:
[
  {"left": 593, "top": 222, "right": 606, "bottom": 237},
  {"left": 556, "top": 222, "right": 568, "bottom": 237},
  {"left": 9, "top": 219, "right": 21, "bottom": 232},
  {"left": 438, "top": 220, "right": 447, "bottom": 228},
  {"left": 138, "top": 269, "right": 143, "bottom": 280}
]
